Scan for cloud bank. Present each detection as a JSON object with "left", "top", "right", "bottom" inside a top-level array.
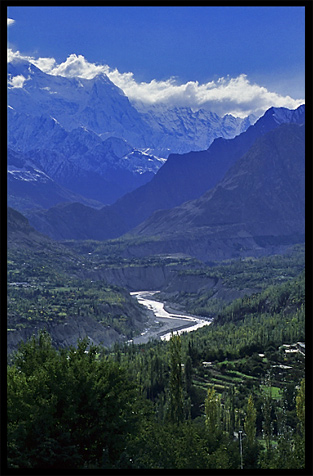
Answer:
[
  {"left": 7, "top": 50, "right": 304, "bottom": 118},
  {"left": 7, "top": 18, "right": 15, "bottom": 26}
]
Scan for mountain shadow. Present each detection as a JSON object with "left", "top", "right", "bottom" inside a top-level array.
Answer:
[
  {"left": 26, "top": 106, "right": 305, "bottom": 241},
  {"left": 126, "top": 123, "right": 305, "bottom": 262}
]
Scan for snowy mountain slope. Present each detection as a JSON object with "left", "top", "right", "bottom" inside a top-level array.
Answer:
[
  {"left": 6, "top": 56, "right": 268, "bottom": 212},
  {"left": 8, "top": 58, "right": 152, "bottom": 145},
  {"left": 134, "top": 102, "right": 256, "bottom": 154},
  {"left": 8, "top": 57, "right": 255, "bottom": 157},
  {"left": 8, "top": 148, "right": 104, "bottom": 210},
  {"left": 7, "top": 107, "right": 165, "bottom": 205},
  {"left": 8, "top": 107, "right": 164, "bottom": 177}
]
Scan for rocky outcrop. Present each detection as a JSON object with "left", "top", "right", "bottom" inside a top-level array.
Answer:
[
  {"left": 164, "top": 273, "right": 217, "bottom": 294},
  {"left": 7, "top": 314, "right": 124, "bottom": 356},
  {"left": 98, "top": 266, "right": 174, "bottom": 290},
  {"left": 84, "top": 264, "right": 183, "bottom": 291},
  {"left": 83, "top": 262, "right": 220, "bottom": 293}
]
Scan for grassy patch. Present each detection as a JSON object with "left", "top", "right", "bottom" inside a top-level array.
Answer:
[
  {"left": 259, "top": 385, "right": 283, "bottom": 400},
  {"left": 227, "top": 370, "right": 258, "bottom": 380}
]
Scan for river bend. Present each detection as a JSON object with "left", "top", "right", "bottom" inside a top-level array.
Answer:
[{"left": 130, "top": 291, "right": 212, "bottom": 344}]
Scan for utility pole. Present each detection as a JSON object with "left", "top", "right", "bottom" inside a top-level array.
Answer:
[{"left": 239, "top": 429, "right": 243, "bottom": 469}]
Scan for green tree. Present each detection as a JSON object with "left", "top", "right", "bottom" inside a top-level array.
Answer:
[
  {"left": 272, "top": 396, "right": 294, "bottom": 468},
  {"left": 7, "top": 332, "right": 142, "bottom": 469},
  {"left": 260, "top": 381, "right": 305, "bottom": 470},
  {"left": 184, "top": 354, "right": 193, "bottom": 396},
  {"left": 243, "top": 394, "right": 259, "bottom": 469},
  {"left": 205, "top": 387, "right": 222, "bottom": 440},
  {"left": 223, "top": 386, "right": 235, "bottom": 436},
  {"left": 244, "top": 394, "right": 256, "bottom": 447},
  {"left": 292, "top": 378, "right": 305, "bottom": 468},
  {"left": 261, "top": 373, "right": 274, "bottom": 454},
  {"left": 167, "top": 334, "right": 184, "bottom": 424},
  {"left": 296, "top": 378, "right": 305, "bottom": 433}
]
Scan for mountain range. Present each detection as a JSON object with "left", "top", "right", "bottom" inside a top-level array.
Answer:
[
  {"left": 7, "top": 55, "right": 305, "bottom": 265},
  {"left": 24, "top": 105, "right": 305, "bottom": 248},
  {"left": 7, "top": 107, "right": 165, "bottom": 207},
  {"left": 8, "top": 57, "right": 255, "bottom": 207},
  {"left": 8, "top": 57, "right": 255, "bottom": 155}
]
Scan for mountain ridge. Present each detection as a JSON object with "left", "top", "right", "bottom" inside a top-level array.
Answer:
[
  {"left": 9, "top": 57, "right": 290, "bottom": 212},
  {"left": 8, "top": 57, "right": 256, "bottom": 156},
  {"left": 128, "top": 123, "right": 305, "bottom": 261},
  {"left": 8, "top": 107, "right": 164, "bottom": 205},
  {"left": 25, "top": 105, "right": 305, "bottom": 242}
]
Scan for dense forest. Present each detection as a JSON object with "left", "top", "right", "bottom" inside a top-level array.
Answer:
[{"left": 7, "top": 258, "right": 306, "bottom": 470}]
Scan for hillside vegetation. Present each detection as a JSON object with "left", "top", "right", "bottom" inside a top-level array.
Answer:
[{"left": 7, "top": 267, "right": 305, "bottom": 469}]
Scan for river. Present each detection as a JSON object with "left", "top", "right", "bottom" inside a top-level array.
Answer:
[{"left": 130, "top": 291, "right": 213, "bottom": 344}]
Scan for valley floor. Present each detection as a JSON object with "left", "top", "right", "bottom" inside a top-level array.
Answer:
[{"left": 130, "top": 291, "right": 212, "bottom": 344}]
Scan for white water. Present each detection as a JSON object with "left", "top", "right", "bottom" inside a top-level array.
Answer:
[{"left": 130, "top": 291, "right": 212, "bottom": 342}]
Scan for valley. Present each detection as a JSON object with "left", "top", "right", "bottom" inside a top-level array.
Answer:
[
  {"left": 7, "top": 206, "right": 305, "bottom": 355},
  {"left": 7, "top": 235, "right": 305, "bottom": 469},
  {"left": 6, "top": 49, "right": 306, "bottom": 471}
]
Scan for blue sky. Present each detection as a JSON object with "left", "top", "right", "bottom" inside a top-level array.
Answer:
[{"left": 7, "top": 5, "right": 305, "bottom": 117}]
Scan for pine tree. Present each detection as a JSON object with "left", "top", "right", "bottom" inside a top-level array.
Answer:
[{"left": 7, "top": 332, "right": 141, "bottom": 469}]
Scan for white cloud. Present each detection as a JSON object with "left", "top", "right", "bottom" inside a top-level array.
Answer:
[
  {"left": 7, "top": 50, "right": 304, "bottom": 118},
  {"left": 7, "top": 18, "right": 15, "bottom": 26},
  {"left": 8, "top": 74, "right": 27, "bottom": 88},
  {"left": 108, "top": 72, "right": 303, "bottom": 117},
  {"left": 8, "top": 48, "right": 32, "bottom": 64},
  {"left": 49, "top": 53, "right": 110, "bottom": 79},
  {"left": 33, "top": 56, "right": 57, "bottom": 72},
  {"left": 7, "top": 48, "right": 57, "bottom": 74}
]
